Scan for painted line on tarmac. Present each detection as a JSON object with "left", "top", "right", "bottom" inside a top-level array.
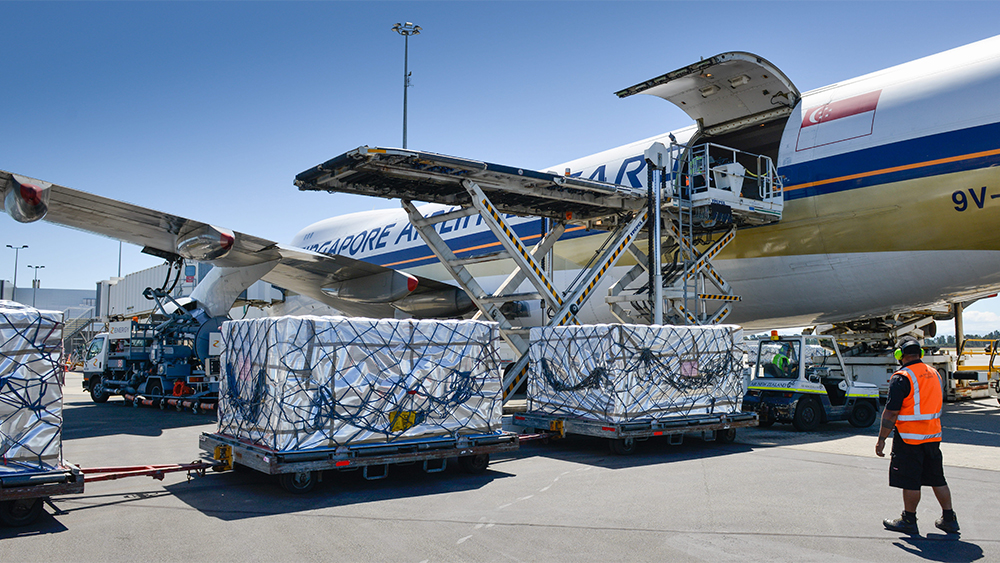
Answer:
[{"left": 944, "top": 426, "right": 1000, "bottom": 437}]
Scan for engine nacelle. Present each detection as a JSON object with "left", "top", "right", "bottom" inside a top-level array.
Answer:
[
  {"left": 322, "top": 270, "right": 418, "bottom": 304},
  {"left": 3, "top": 174, "right": 50, "bottom": 223},
  {"left": 176, "top": 224, "right": 236, "bottom": 261},
  {"left": 393, "top": 287, "right": 475, "bottom": 318}
]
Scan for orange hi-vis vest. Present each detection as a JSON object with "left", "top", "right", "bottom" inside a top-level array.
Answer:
[{"left": 895, "top": 362, "right": 943, "bottom": 444}]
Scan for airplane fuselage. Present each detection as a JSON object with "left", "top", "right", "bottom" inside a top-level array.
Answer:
[{"left": 291, "top": 35, "right": 1000, "bottom": 330}]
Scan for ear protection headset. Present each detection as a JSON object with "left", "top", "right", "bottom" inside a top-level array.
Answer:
[{"left": 894, "top": 338, "right": 925, "bottom": 360}]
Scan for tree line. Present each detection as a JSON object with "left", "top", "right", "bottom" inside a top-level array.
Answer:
[{"left": 925, "top": 330, "right": 1000, "bottom": 347}]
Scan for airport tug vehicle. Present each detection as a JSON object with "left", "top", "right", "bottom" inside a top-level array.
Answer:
[{"left": 742, "top": 334, "right": 881, "bottom": 431}]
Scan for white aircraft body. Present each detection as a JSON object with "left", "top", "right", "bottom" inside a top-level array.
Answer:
[{"left": 4, "top": 35, "right": 1000, "bottom": 333}]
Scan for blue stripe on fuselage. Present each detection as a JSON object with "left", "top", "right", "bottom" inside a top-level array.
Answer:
[
  {"left": 782, "top": 121, "right": 1000, "bottom": 200},
  {"left": 360, "top": 217, "right": 599, "bottom": 269}
]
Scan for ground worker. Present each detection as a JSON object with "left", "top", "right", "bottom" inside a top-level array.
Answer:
[
  {"left": 772, "top": 341, "right": 796, "bottom": 377},
  {"left": 875, "top": 336, "right": 959, "bottom": 535}
]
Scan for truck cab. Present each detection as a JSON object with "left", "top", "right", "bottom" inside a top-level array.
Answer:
[{"left": 742, "top": 335, "right": 880, "bottom": 431}]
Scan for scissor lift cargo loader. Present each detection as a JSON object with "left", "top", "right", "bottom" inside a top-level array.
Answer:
[{"left": 295, "top": 143, "right": 783, "bottom": 403}]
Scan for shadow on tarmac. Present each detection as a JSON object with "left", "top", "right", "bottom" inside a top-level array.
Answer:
[
  {"left": 0, "top": 508, "right": 69, "bottom": 539},
  {"left": 939, "top": 399, "right": 1000, "bottom": 448},
  {"left": 0, "top": 491, "right": 177, "bottom": 538},
  {"left": 893, "top": 534, "right": 984, "bottom": 562},
  {"left": 62, "top": 399, "right": 215, "bottom": 440},
  {"left": 511, "top": 432, "right": 756, "bottom": 470},
  {"left": 164, "top": 460, "right": 513, "bottom": 521}
]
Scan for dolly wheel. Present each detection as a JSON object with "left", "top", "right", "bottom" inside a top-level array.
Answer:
[
  {"left": 717, "top": 428, "right": 737, "bottom": 444},
  {"left": 279, "top": 470, "right": 318, "bottom": 494},
  {"left": 756, "top": 412, "right": 775, "bottom": 428},
  {"left": 458, "top": 454, "right": 490, "bottom": 474},
  {"left": 609, "top": 437, "right": 638, "bottom": 455},
  {"left": 0, "top": 498, "right": 44, "bottom": 527}
]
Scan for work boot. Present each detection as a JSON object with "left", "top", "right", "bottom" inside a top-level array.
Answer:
[
  {"left": 883, "top": 512, "right": 919, "bottom": 535},
  {"left": 935, "top": 513, "right": 960, "bottom": 534}
]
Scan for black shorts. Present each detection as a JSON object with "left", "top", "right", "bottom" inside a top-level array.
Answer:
[{"left": 889, "top": 434, "right": 947, "bottom": 490}]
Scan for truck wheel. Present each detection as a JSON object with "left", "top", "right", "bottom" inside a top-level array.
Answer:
[
  {"left": 89, "top": 377, "right": 110, "bottom": 404},
  {"left": 458, "top": 454, "right": 490, "bottom": 474},
  {"left": 609, "top": 437, "right": 638, "bottom": 455},
  {"left": 849, "top": 401, "right": 878, "bottom": 428},
  {"left": 792, "top": 398, "right": 821, "bottom": 432},
  {"left": 279, "top": 471, "right": 318, "bottom": 494},
  {"left": 147, "top": 382, "right": 163, "bottom": 407},
  {"left": 0, "top": 498, "right": 44, "bottom": 527}
]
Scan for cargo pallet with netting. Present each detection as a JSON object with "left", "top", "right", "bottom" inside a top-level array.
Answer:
[
  {"left": 514, "top": 323, "right": 758, "bottom": 455},
  {"left": 204, "top": 315, "right": 517, "bottom": 493}
]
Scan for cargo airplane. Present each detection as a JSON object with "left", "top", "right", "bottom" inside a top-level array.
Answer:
[{"left": 4, "top": 34, "right": 1000, "bottom": 338}]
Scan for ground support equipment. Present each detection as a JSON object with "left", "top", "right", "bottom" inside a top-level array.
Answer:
[
  {"left": 122, "top": 392, "right": 217, "bottom": 413},
  {"left": 511, "top": 411, "right": 757, "bottom": 455},
  {"left": 607, "top": 141, "right": 783, "bottom": 326},
  {"left": 296, "top": 144, "right": 783, "bottom": 397},
  {"left": 0, "top": 461, "right": 218, "bottom": 527},
  {"left": 0, "top": 465, "right": 84, "bottom": 526},
  {"left": 200, "top": 431, "right": 519, "bottom": 494}
]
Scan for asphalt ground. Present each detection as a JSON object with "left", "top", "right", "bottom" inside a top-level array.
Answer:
[{"left": 2, "top": 372, "right": 998, "bottom": 562}]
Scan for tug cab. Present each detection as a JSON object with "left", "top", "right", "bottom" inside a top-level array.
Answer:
[{"left": 743, "top": 334, "right": 880, "bottom": 431}]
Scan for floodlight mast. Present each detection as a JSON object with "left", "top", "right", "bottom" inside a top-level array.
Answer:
[
  {"left": 391, "top": 22, "right": 421, "bottom": 149},
  {"left": 6, "top": 244, "right": 27, "bottom": 302}
]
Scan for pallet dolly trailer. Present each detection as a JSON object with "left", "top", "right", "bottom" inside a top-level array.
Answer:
[
  {"left": 200, "top": 430, "right": 520, "bottom": 493},
  {"left": 512, "top": 411, "right": 758, "bottom": 455},
  {"left": 0, "top": 461, "right": 219, "bottom": 527}
]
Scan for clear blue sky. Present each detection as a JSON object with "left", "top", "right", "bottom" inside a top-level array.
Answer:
[{"left": 3, "top": 1, "right": 1000, "bottom": 334}]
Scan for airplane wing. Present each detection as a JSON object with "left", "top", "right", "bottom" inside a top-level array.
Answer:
[{"left": 0, "top": 169, "right": 461, "bottom": 318}]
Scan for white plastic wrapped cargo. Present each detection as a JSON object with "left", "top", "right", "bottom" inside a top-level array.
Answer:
[
  {"left": 217, "top": 315, "right": 503, "bottom": 451},
  {"left": 0, "top": 301, "right": 64, "bottom": 473},
  {"left": 527, "top": 324, "right": 744, "bottom": 422}
]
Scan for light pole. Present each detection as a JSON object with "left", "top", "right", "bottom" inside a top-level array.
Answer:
[
  {"left": 27, "top": 264, "right": 44, "bottom": 307},
  {"left": 392, "top": 21, "right": 421, "bottom": 149},
  {"left": 6, "top": 244, "right": 27, "bottom": 302}
]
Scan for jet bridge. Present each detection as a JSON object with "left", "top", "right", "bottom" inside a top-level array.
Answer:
[{"left": 295, "top": 144, "right": 782, "bottom": 399}]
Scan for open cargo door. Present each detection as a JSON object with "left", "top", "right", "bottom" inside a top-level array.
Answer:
[{"left": 616, "top": 52, "right": 800, "bottom": 136}]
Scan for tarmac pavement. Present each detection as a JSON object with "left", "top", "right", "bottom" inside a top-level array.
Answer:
[{"left": 2, "top": 372, "right": 997, "bottom": 562}]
